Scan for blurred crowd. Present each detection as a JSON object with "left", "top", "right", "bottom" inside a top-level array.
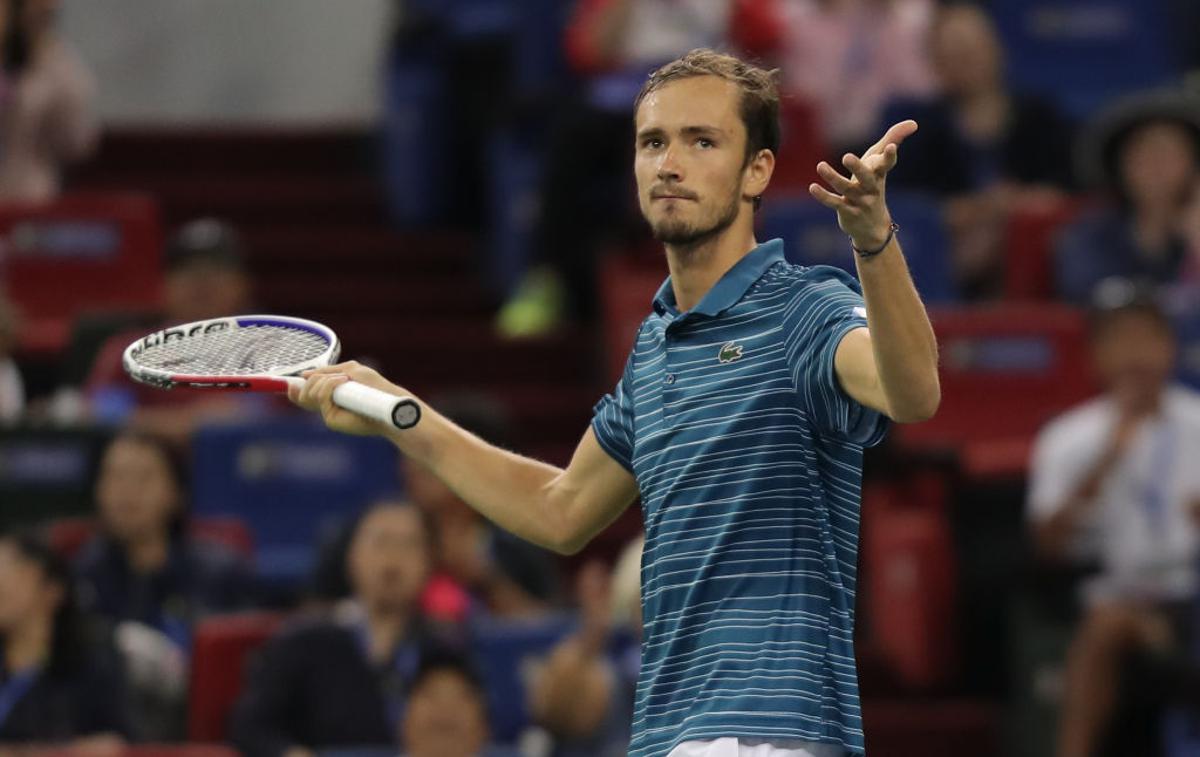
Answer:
[
  {"left": 1, "top": 1, "right": 1200, "bottom": 757},
  {"left": 1, "top": 419, "right": 647, "bottom": 757}
]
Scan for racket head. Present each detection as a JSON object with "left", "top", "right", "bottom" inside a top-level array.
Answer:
[{"left": 122, "top": 314, "right": 341, "bottom": 392}]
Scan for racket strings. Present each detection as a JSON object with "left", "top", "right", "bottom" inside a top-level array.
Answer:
[{"left": 133, "top": 325, "right": 330, "bottom": 375}]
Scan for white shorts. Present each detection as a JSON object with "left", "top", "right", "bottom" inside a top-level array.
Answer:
[{"left": 667, "top": 737, "right": 846, "bottom": 757}]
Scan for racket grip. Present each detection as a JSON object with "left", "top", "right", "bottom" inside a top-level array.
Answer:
[{"left": 332, "top": 381, "right": 422, "bottom": 430}]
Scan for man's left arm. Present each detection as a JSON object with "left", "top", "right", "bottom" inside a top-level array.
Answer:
[{"left": 808, "top": 120, "right": 941, "bottom": 424}]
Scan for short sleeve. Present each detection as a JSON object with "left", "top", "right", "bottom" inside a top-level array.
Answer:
[
  {"left": 1024, "top": 411, "right": 1106, "bottom": 562},
  {"left": 591, "top": 350, "right": 637, "bottom": 474},
  {"left": 784, "top": 265, "right": 889, "bottom": 447},
  {"left": 1184, "top": 423, "right": 1200, "bottom": 503},
  {"left": 1027, "top": 424, "right": 1075, "bottom": 524}
]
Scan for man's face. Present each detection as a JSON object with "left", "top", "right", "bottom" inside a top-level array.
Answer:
[
  {"left": 165, "top": 263, "right": 251, "bottom": 325},
  {"left": 401, "top": 669, "right": 489, "bottom": 757},
  {"left": 1093, "top": 312, "right": 1177, "bottom": 406},
  {"left": 347, "top": 505, "right": 431, "bottom": 615},
  {"left": 634, "top": 76, "right": 752, "bottom": 247}
]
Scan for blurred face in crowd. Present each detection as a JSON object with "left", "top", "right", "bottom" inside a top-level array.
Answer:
[
  {"left": 165, "top": 261, "right": 251, "bottom": 325},
  {"left": 96, "top": 436, "right": 182, "bottom": 545},
  {"left": 347, "top": 503, "right": 431, "bottom": 616},
  {"left": 23, "top": 0, "right": 59, "bottom": 37},
  {"left": 401, "top": 668, "right": 489, "bottom": 757},
  {"left": 1118, "top": 121, "right": 1199, "bottom": 211},
  {"left": 402, "top": 457, "right": 489, "bottom": 585},
  {"left": 402, "top": 457, "right": 475, "bottom": 522},
  {"left": 1093, "top": 310, "right": 1177, "bottom": 408},
  {"left": 634, "top": 75, "right": 758, "bottom": 248},
  {"left": 0, "top": 539, "right": 61, "bottom": 634},
  {"left": 931, "top": 5, "right": 1003, "bottom": 98}
]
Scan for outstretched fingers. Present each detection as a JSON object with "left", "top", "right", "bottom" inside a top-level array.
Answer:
[
  {"left": 808, "top": 181, "right": 845, "bottom": 209},
  {"left": 879, "top": 142, "right": 900, "bottom": 173},
  {"left": 816, "top": 161, "right": 857, "bottom": 195},
  {"left": 868, "top": 120, "right": 919, "bottom": 156},
  {"left": 841, "top": 153, "right": 879, "bottom": 193}
]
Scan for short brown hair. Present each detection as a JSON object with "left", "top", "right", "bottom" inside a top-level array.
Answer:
[
  {"left": 634, "top": 49, "right": 781, "bottom": 159},
  {"left": 634, "top": 49, "right": 780, "bottom": 209}
]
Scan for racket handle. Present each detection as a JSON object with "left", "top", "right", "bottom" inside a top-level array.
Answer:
[{"left": 331, "top": 380, "right": 422, "bottom": 430}]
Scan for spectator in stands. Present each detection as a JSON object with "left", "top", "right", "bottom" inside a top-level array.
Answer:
[
  {"left": 777, "top": 0, "right": 936, "bottom": 155},
  {"left": 232, "top": 500, "right": 456, "bottom": 757},
  {"left": 0, "top": 0, "right": 97, "bottom": 201},
  {"left": 77, "top": 430, "right": 253, "bottom": 646},
  {"left": 0, "top": 294, "right": 23, "bottom": 424},
  {"left": 530, "top": 535, "right": 643, "bottom": 757},
  {"left": 496, "top": 0, "right": 782, "bottom": 337},
  {"left": 0, "top": 531, "right": 128, "bottom": 747},
  {"left": 1025, "top": 285, "right": 1200, "bottom": 757},
  {"left": 75, "top": 430, "right": 253, "bottom": 739},
  {"left": 84, "top": 217, "right": 259, "bottom": 441},
  {"left": 399, "top": 651, "right": 507, "bottom": 757},
  {"left": 311, "top": 508, "right": 561, "bottom": 626},
  {"left": 883, "top": 3, "right": 1074, "bottom": 299},
  {"left": 1055, "top": 89, "right": 1200, "bottom": 305},
  {"left": 309, "top": 393, "right": 560, "bottom": 623}
]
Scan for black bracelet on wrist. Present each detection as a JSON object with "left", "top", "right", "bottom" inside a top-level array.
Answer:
[{"left": 851, "top": 222, "right": 899, "bottom": 258}]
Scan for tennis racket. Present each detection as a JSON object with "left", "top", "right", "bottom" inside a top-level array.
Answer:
[{"left": 122, "top": 314, "right": 421, "bottom": 430}]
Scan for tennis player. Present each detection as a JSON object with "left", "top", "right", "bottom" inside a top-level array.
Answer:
[{"left": 293, "top": 49, "right": 940, "bottom": 757}]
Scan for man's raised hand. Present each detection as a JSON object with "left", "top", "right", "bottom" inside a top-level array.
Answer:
[{"left": 808, "top": 120, "right": 919, "bottom": 251}]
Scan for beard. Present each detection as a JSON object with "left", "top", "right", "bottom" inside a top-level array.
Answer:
[{"left": 647, "top": 186, "right": 741, "bottom": 249}]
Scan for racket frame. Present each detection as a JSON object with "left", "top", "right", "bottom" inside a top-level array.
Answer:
[{"left": 122, "top": 315, "right": 421, "bottom": 429}]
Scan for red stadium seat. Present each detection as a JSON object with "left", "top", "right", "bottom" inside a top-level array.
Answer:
[
  {"left": 190, "top": 516, "right": 255, "bottom": 559},
  {"left": 862, "top": 699, "right": 1000, "bottom": 757},
  {"left": 893, "top": 303, "right": 1097, "bottom": 478},
  {"left": 0, "top": 192, "right": 163, "bottom": 354},
  {"left": 43, "top": 516, "right": 96, "bottom": 560},
  {"left": 188, "top": 611, "right": 286, "bottom": 742},
  {"left": 861, "top": 473, "right": 958, "bottom": 690},
  {"left": 771, "top": 96, "right": 828, "bottom": 193},
  {"left": 600, "top": 252, "right": 664, "bottom": 386},
  {"left": 45, "top": 515, "right": 254, "bottom": 561},
  {"left": 1003, "top": 196, "right": 1084, "bottom": 301}
]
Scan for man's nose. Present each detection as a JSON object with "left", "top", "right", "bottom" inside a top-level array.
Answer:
[{"left": 657, "top": 146, "right": 683, "bottom": 182}]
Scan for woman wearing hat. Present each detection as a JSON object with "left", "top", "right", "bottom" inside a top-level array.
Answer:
[{"left": 1054, "top": 88, "right": 1200, "bottom": 304}]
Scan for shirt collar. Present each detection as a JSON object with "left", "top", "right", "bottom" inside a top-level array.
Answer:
[{"left": 652, "top": 239, "right": 785, "bottom": 318}]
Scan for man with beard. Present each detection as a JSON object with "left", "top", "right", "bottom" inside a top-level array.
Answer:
[{"left": 292, "top": 49, "right": 940, "bottom": 757}]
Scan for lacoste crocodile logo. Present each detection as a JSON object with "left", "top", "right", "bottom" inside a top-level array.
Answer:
[{"left": 718, "top": 341, "right": 744, "bottom": 364}]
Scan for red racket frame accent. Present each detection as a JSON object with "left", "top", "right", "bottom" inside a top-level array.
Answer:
[{"left": 167, "top": 375, "right": 293, "bottom": 392}]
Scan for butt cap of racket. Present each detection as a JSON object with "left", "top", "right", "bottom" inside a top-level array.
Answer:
[{"left": 330, "top": 380, "right": 421, "bottom": 430}]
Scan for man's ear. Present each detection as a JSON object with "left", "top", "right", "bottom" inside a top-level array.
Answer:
[{"left": 743, "top": 149, "right": 775, "bottom": 203}]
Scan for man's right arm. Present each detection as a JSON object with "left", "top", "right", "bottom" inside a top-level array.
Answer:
[{"left": 292, "top": 362, "right": 639, "bottom": 555}]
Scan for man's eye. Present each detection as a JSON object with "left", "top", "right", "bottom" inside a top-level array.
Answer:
[
  {"left": 643, "top": 138, "right": 663, "bottom": 149},
  {"left": 697, "top": 138, "right": 714, "bottom": 148}
]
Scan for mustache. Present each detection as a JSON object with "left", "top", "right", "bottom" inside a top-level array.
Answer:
[{"left": 650, "top": 186, "right": 698, "bottom": 200}]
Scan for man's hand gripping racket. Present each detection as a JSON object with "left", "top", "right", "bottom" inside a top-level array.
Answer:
[{"left": 122, "top": 315, "right": 420, "bottom": 432}]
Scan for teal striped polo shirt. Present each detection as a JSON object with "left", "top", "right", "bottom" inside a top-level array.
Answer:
[{"left": 591, "top": 238, "right": 888, "bottom": 757}]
